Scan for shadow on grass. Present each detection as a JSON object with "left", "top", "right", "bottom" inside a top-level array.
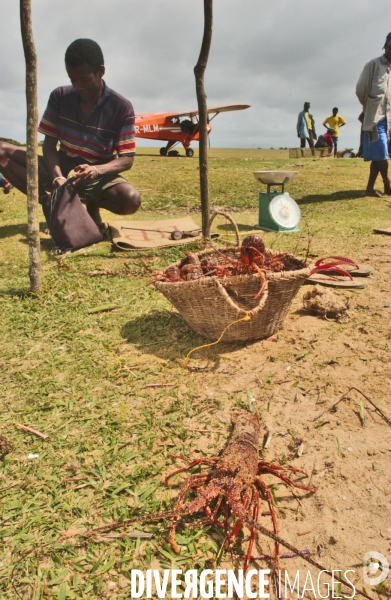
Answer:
[
  {"left": 17, "top": 236, "right": 57, "bottom": 254},
  {"left": 121, "top": 309, "right": 245, "bottom": 365},
  {"left": 0, "top": 223, "right": 28, "bottom": 239},
  {"left": 0, "top": 288, "right": 34, "bottom": 297},
  {"left": 298, "top": 189, "right": 364, "bottom": 205},
  {"left": 0, "top": 222, "right": 61, "bottom": 263},
  {"left": 0, "top": 221, "right": 53, "bottom": 241},
  {"left": 214, "top": 222, "right": 257, "bottom": 233}
]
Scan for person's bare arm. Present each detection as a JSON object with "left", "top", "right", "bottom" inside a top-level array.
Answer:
[
  {"left": 72, "top": 156, "right": 134, "bottom": 186},
  {"left": 42, "top": 136, "right": 65, "bottom": 188},
  {"left": 1, "top": 176, "right": 13, "bottom": 194}
]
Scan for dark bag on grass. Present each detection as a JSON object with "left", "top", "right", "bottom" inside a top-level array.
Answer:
[{"left": 39, "top": 180, "right": 104, "bottom": 253}]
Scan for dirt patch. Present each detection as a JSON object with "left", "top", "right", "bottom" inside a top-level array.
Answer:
[{"left": 166, "top": 236, "right": 391, "bottom": 593}]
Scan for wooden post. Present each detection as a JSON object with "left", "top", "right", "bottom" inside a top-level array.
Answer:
[
  {"left": 194, "top": 0, "right": 213, "bottom": 241},
  {"left": 20, "top": 0, "right": 42, "bottom": 292}
]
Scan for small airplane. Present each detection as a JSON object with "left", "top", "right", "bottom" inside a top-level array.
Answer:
[{"left": 135, "top": 104, "right": 251, "bottom": 157}]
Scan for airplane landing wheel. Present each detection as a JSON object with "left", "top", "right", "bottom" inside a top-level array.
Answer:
[
  {"left": 160, "top": 147, "right": 168, "bottom": 156},
  {"left": 185, "top": 148, "right": 194, "bottom": 157}
]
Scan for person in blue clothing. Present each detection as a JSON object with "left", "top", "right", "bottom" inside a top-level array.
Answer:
[
  {"left": 356, "top": 32, "right": 391, "bottom": 197},
  {"left": 0, "top": 172, "right": 12, "bottom": 194},
  {"left": 297, "top": 102, "right": 317, "bottom": 148}
]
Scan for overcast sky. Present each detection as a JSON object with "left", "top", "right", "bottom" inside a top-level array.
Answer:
[{"left": 1, "top": 0, "right": 389, "bottom": 151}]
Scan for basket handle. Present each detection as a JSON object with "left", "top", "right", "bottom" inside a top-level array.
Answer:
[
  {"left": 208, "top": 209, "right": 240, "bottom": 246},
  {"left": 215, "top": 278, "right": 269, "bottom": 317}
]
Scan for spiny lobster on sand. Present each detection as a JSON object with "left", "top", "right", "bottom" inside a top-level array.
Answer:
[
  {"left": 91, "top": 410, "right": 315, "bottom": 574},
  {"left": 86, "top": 411, "right": 373, "bottom": 600},
  {"left": 163, "top": 410, "right": 316, "bottom": 572}
]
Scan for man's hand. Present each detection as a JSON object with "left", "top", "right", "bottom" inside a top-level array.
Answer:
[
  {"left": 2, "top": 177, "right": 13, "bottom": 194},
  {"left": 42, "top": 136, "right": 66, "bottom": 189},
  {"left": 71, "top": 164, "right": 99, "bottom": 186},
  {"left": 52, "top": 176, "right": 67, "bottom": 189}
]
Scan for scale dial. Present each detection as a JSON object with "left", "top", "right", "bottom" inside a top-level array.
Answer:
[{"left": 269, "top": 193, "right": 301, "bottom": 229}]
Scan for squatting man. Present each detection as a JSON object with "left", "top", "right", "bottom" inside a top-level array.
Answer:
[{"left": 0, "top": 38, "right": 141, "bottom": 231}]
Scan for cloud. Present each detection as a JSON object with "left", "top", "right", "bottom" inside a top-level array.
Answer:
[{"left": 1, "top": 0, "right": 390, "bottom": 150}]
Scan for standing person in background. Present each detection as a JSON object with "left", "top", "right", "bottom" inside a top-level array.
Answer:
[
  {"left": 315, "top": 129, "right": 334, "bottom": 154},
  {"left": 323, "top": 108, "right": 346, "bottom": 157},
  {"left": 297, "top": 102, "right": 317, "bottom": 148},
  {"left": 356, "top": 32, "right": 391, "bottom": 198}
]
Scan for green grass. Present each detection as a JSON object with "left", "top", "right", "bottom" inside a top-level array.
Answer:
[
  {"left": 131, "top": 148, "right": 390, "bottom": 257},
  {"left": 0, "top": 147, "right": 389, "bottom": 598}
]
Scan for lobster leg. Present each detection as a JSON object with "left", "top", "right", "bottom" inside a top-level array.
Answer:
[
  {"left": 258, "top": 461, "right": 308, "bottom": 476},
  {"left": 266, "top": 253, "right": 287, "bottom": 267},
  {"left": 203, "top": 495, "right": 225, "bottom": 529},
  {"left": 168, "top": 478, "right": 224, "bottom": 554},
  {"left": 258, "top": 467, "right": 316, "bottom": 493},
  {"left": 255, "top": 477, "right": 279, "bottom": 563},
  {"left": 206, "top": 494, "right": 224, "bottom": 522},
  {"left": 243, "top": 486, "right": 260, "bottom": 575},
  {"left": 252, "top": 266, "right": 267, "bottom": 300},
  {"left": 220, "top": 494, "right": 231, "bottom": 533},
  {"left": 226, "top": 487, "right": 253, "bottom": 550},
  {"left": 167, "top": 473, "right": 209, "bottom": 553},
  {"left": 165, "top": 457, "right": 217, "bottom": 484}
]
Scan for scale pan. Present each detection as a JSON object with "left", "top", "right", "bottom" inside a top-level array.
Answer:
[
  {"left": 269, "top": 194, "right": 301, "bottom": 229},
  {"left": 253, "top": 170, "right": 298, "bottom": 185}
]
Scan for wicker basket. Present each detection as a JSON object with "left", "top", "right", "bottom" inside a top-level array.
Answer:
[{"left": 153, "top": 247, "right": 312, "bottom": 341}]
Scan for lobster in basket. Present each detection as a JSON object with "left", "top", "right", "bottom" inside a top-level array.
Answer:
[
  {"left": 153, "top": 235, "right": 359, "bottom": 300},
  {"left": 153, "top": 235, "right": 299, "bottom": 298}
]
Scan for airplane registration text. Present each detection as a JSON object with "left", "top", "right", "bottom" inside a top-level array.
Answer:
[{"left": 135, "top": 124, "right": 160, "bottom": 134}]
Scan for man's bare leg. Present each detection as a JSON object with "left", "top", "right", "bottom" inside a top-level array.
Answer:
[
  {"left": 333, "top": 137, "right": 338, "bottom": 157},
  {"left": 365, "top": 161, "right": 384, "bottom": 197},
  {"left": 86, "top": 182, "right": 141, "bottom": 226},
  {"left": 379, "top": 160, "right": 391, "bottom": 195},
  {"left": 0, "top": 142, "right": 28, "bottom": 194}
]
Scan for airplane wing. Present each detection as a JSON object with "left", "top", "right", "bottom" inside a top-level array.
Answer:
[
  {"left": 205, "top": 104, "right": 251, "bottom": 115},
  {"left": 134, "top": 113, "right": 155, "bottom": 120},
  {"left": 135, "top": 104, "right": 250, "bottom": 120}
]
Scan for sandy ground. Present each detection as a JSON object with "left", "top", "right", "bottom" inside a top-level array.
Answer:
[{"left": 151, "top": 236, "right": 391, "bottom": 599}]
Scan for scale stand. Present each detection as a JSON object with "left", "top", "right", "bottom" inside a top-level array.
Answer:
[{"left": 253, "top": 171, "right": 301, "bottom": 233}]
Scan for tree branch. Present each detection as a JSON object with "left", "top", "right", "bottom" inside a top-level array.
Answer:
[
  {"left": 194, "top": 0, "right": 213, "bottom": 241},
  {"left": 20, "top": 0, "right": 42, "bottom": 292}
]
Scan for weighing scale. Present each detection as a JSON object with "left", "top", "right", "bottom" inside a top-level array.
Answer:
[{"left": 253, "top": 170, "right": 301, "bottom": 233}]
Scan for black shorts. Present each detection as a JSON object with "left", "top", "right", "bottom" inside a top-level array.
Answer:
[{"left": 38, "top": 154, "right": 126, "bottom": 203}]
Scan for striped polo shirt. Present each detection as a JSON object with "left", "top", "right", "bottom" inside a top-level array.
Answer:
[{"left": 38, "top": 83, "right": 135, "bottom": 165}]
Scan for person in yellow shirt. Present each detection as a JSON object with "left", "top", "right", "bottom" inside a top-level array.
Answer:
[{"left": 323, "top": 108, "right": 346, "bottom": 156}]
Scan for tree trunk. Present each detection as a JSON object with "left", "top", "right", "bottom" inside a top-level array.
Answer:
[
  {"left": 194, "top": 0, "right": 213, "bottom": 241},
  {"left": 20, "top": 0, "right": 42, "bottom": 292}
]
